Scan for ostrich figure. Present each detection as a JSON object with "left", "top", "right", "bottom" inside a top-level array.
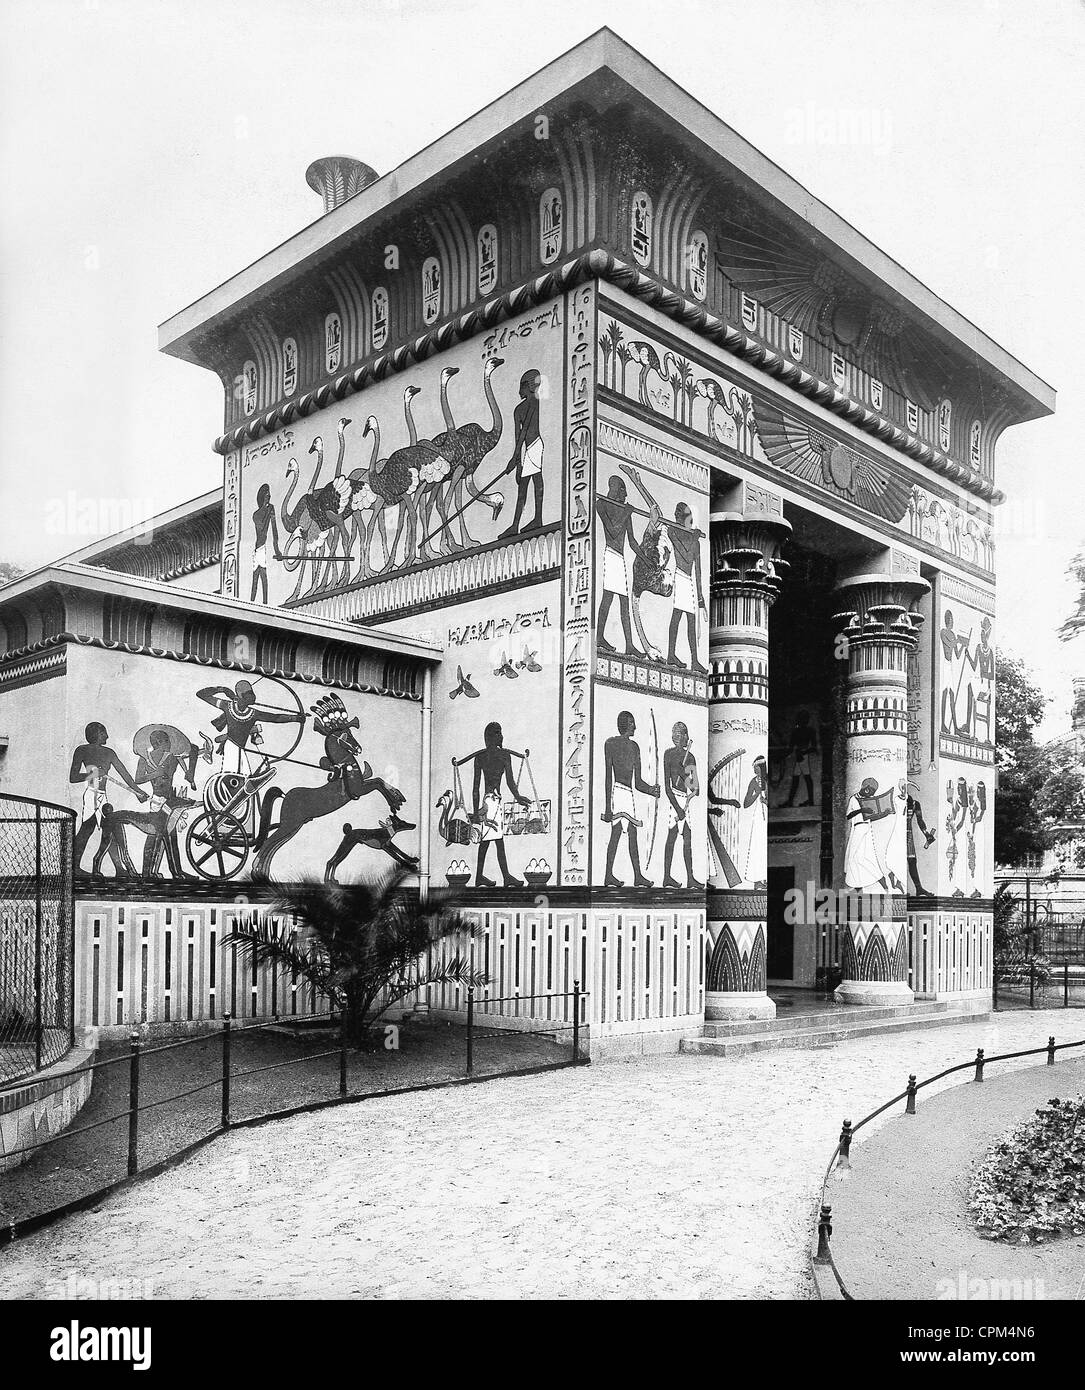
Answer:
[
  {"left": 435, "top": 355, "right": 506, "bottom": 550},
  {"left": 627, "top": 341, "right": 679, "bottom": 410},
  {"left": 402, "top": 382, "right": 458, "bottom": 564},
  {"left": 301, "top": 417, "right": 354, "bottom": 598},
  {"left": 279, "top": 446, "right": 332, "bottom": 604},
  {"left": 360, "top": 401, "right": 425, "bottom": 573},
  {"left": 420, "top": 366, "right": 470, "bottom": 554}
]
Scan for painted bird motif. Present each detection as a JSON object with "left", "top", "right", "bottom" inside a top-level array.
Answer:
[
  {"left": 752, "top": 401, "right": 912, "bottom": 522},
  {"left": 449, "top": 665, "right": 480, "bottom": 700},
  {"left": 516, "top": 646, "right": 542, "bottom": 673},
  {"left": 493, "top": 653, "right": 518, "bottom": 679}
]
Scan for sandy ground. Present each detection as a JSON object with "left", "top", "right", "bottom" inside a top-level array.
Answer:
[
  {"left": 0, "top": 1021, "right": 567, "bottom": 1227},
  {"left": 0, "top": 1009, "right": 1080, "bottom": 1300},
  {"left": 829, "top": 1058, "right": 1085, "bottom": 1299}
]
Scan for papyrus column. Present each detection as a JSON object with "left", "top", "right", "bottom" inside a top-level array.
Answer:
[
  {"left": 705, "top": 501, "right": 790, "bottom": 1021},
  {"left": 833, "top": 572, "right": 929, "bottom": 1005}
]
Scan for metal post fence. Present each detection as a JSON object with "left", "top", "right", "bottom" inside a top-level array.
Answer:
[
  {"left": 814, "top": 1031, "right": 1085, "bottom": 1289},
  {"left": 127, "top": 1032, "right": 141, "bottom": 1177},
  {"left": 0, "top": 985, "right": 592, "bottom": 1242},
  {"left": 221, "top": 1014, "right": 232, "bottom": 1127},
  {"left": 465, "top": 986, "right": 474, "bottom": 1075}
]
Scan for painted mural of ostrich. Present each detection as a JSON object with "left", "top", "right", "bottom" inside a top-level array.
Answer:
[
  {"left": 437, "top": 355, "right": 506, "bottom": 548},
  {"left": 403, "top": 381, "right": 458, "bottom": 564},
  {"left": 360, "top": 398, "right": 425, "bottom": 573},
  {"left": 301, "top": 417, "right": 354, "bottom": 598},
  {"left": 341, "top": 464, "right": 379, "bottom": 583},
  {"left": 420, "top": 366, "right": 470, "bottom": 554},
  {"left": 280, "top": 446, "right": 334, "bottom": 604},
  {"left": 626, "top": 341, "right": 680, "bottom": 411}
]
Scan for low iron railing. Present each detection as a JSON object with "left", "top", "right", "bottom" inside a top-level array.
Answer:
[
  {"left": 812, "top": 1032, "right": 1085, "bottom": 1299},
  {"left": 0, "top": 984, "right": 588, "bottom": 1244}
]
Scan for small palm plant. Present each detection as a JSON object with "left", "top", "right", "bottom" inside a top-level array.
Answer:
[{"left": 225, "top": 869, "right": 488, "bottom": 1044}]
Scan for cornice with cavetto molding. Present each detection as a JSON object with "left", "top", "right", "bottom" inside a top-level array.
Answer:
[{"left": 211, "top": 249, "right": 1003, "bottom": 507}]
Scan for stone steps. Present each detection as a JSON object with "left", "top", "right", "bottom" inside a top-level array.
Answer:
[
  {"left": 700, "top": 999, "right": 950, "bottom": 1039},
  {"left": 682, "top": 1002, "right": 986, "bottom": 1057}
]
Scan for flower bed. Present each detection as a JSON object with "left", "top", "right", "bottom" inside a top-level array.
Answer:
[{"left": 968, "top": 1095, "right": 1085, "bottom": 1243}]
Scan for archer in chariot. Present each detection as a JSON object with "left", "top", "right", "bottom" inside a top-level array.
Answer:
[{"left": 197, "top": 680, "right": 306, "bottom": 777}]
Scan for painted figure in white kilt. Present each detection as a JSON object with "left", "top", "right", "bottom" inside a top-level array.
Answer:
[
  {"left": 68, "top": 722, "right": 149, "bottom": 873},
  {"left": 664, "top": 502, "right": 707, "bottom": 674},
  {"left": 453, "top": 721, "right": 530, "bottom": 888},
  {"left": 844, "top": 776, "right": 907, "bottom": 893},
  {"left": 662, "top": 721, "right": 703, "bottom": 889},
  {"left": 596, "top": 474, "right": 643, "bottom": 657},
  {"left": 250, "top": 482, "right": 281, "bottom": 604},
  {"left": 602, "top": 710, "right": 660, "bottom": 888},
  {"left": 498, "top": 370, "right": 545, "bottom": 539}
]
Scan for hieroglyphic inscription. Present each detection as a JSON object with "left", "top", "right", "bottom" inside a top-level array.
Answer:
[
  {"left": 222, "top": 450, "right": 241, "bottom": 598},
  {"left": 560, "top": 282, "right": 596, "bottom": 885}
]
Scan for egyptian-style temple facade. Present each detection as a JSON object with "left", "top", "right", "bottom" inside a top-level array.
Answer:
[{"left": 0, "top": 34, "right": 1054, "bottom": 1056}]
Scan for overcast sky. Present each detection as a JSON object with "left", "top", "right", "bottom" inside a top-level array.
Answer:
[{"left": 1, "top": 0, "right": 1081, "bottom": 733}]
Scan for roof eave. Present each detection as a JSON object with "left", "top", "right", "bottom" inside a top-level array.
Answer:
[
  {"left": 0, "top": 564, "right": 443, "bottom": 663},
  {"left": 157, "top": 27, "right": 1055, "bottom": 419}
]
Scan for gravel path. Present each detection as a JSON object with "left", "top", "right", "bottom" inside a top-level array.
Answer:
[{"left": 0, "top": 1009, "right": 1079, "bottom": 1300}]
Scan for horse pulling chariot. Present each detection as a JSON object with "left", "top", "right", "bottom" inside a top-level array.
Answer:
[{"left": 185, "top": 684, "right": 414, "bottom": 883}]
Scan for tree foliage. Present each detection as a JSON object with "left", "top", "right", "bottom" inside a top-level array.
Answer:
[
  {"left": 994, "top": 655, "right": 1051, "bottom": 864},
  {"left": 994, "top": 653, "right": 1047, "bottom": 761},
  {"left": 224, "top": 869, "right": 489, "bottom": 1043},
  {"left": 1060, "top": 551, "right": 1085, "bottom": 643},
  {"left": 993, "top": 654, "right": 1085, "bottom": 865}
]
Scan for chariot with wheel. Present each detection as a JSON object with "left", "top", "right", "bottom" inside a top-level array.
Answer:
[{"left": 185, "top": 757, "right": 278, "bottom": 880}]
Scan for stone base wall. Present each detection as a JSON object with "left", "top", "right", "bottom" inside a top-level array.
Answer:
[{"left": 0, "top": 1031, "right": 97, "bottom": 1173}]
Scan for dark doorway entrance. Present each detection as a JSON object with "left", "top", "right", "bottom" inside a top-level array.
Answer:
[{"left": 767, "top": 865, "right": 795, "bottom": 980}]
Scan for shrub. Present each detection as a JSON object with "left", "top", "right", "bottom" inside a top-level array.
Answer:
[{"left": 968, "top": 1095, "right": 1085, "bottom": 1243}]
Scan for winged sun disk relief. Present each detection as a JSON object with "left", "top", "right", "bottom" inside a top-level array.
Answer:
[{"left": 751, "top": 401, "right": 912, "bottom": 523}]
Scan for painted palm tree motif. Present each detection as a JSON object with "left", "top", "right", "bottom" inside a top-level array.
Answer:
[
  {"left": 615, "top": 340, "right": 632, "bottom": 395},
  {"left": 753, "top": 401, "right": 912, "bottom": 522},
  {"left": 669, "top": 356, "right": 694, "bottom": 427},
  {"left": 599, "top": 319, "right": 624, "bottom": 391}
]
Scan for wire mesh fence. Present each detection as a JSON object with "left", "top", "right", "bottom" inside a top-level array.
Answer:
[{"left": 0, "top": 795, "right": 75, "bottom": 1083}]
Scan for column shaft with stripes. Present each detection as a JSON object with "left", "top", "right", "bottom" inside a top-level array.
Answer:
[
  {"left": 833, "top": 573, "right": 929, "bottom": 1005},
  {"left": 705, "top": 508, "right": 790, "bottom": 1021}
]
